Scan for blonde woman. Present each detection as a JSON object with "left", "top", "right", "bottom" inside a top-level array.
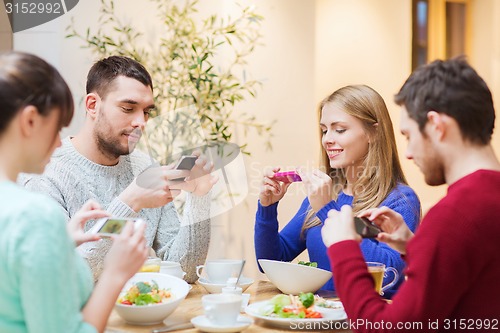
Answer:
[{"left": 255, "top": 85, "right": 420, "bottom": 297}]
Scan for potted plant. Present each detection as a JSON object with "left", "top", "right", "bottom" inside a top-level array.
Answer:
[{"left": 66, "top": 0, "right": 273, "bottom": 164}]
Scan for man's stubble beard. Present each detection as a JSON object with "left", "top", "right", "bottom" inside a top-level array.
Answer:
[
  {"left": 94, "top": 120, "right": 135, "bottom": 161},
  {"left": 95, "top": 132, "right": 133, "bottom": 160}
]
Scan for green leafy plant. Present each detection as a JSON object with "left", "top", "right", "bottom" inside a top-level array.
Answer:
[{"left": 67, "top": 0, "right": 273, "bottom": 162}]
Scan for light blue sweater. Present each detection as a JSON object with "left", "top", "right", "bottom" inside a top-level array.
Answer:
[{"left": 0, "top": 181, "right": 96, "bottom": 333}]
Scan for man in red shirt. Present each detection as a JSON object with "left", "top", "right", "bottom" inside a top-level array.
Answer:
[{"left": 321, "top": 57, "right": 500, "bottom": 332}]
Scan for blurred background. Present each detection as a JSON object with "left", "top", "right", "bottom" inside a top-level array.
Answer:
[{"left": 2, "top": 0, "right": 499, "bottom": 280}]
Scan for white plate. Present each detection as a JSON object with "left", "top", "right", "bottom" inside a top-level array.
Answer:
[
  {"left": 191, "top": 315, "right": 253, "bottom": 333},
  {"left": 197, "top": 277, "right": 254, "bottom": 294},
  {"left": 245, "top": 300, "right": 347, "bottom": 329}
]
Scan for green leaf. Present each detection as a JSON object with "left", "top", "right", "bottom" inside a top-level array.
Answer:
[
  {"left": 134, "top": 293, "right": 155, "bottom": 305},
  {"left": 66, "top": 0, "right": 273, "bottom": 163},
  {"left": 151, "top": 280, "right": 159, "bottom": 290},
  {"left": 136, "top": 282, "right": 152, "bottom": 294},
  {"left": 270, "top": 294, "right": 291, "bottom": 308},
  {"left": 299, "top": 292, "right": 315, "bottom": 308}
]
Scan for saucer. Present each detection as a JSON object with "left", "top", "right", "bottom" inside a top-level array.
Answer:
[
  {"left": 191, "top": 315, "right": 253, "bottom": 333},
  {"left": 197, "top": 277, "right": 254, "bottom": 294}
]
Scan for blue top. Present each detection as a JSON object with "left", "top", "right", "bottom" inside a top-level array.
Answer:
[
  {"left": 0, "top": 181, "right": 96, "bottom": 333},
  {"left": 254, "top": 184, "right": 420, "bottom": 297}
]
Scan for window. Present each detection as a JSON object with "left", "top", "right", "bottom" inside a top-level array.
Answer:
[
  {"left": 412, "top": 0, "right": 429, "bottom": 70},
  {"left": 412, "top": 0, "right": 470, "bottom": 70}
]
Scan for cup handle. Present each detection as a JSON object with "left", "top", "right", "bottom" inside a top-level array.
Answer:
[
  {"left": 196, "top": 265, "right": 205, "bottom": 279},
  {"left": 380, "top": 267, "right": 399, "bottom": 295},
  {"left": 204, "top": 305, "right": 215, "bottom": 321}
]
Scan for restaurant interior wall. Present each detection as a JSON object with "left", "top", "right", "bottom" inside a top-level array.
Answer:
[
  {"left": 0, "top": 5, "right": 12, "bottom": 51},
  {"left": 11, "top": 0, "right": 500, "bottom": 280}
]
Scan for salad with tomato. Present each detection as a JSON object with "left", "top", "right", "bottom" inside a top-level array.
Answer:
[
  {"left": 117, "top": 281, "right": 173, "bottom": 306},
  {"left": 259, "top": 293, "right": 323, "bottom": 319}
]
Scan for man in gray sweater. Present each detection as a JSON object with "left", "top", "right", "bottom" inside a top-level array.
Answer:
[{"left": 22, "top": 56, "right": 217, "bottom": 282}]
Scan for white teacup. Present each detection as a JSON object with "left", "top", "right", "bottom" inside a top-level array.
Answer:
[
  {"left": 160, "top": 261, "right": 186, "bottom": 279},
  {"left": 196, "top": 259, "right": 243, "bottom": 284},
  {"left": 202, "top": 294, "right": 242, "bottom": 326}
]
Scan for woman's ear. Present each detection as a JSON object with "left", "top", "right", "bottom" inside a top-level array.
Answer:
[
  {"left": 368, "top": 122, "right": 378, "bottom": 144},
  {"left": 18, "top": 105, "right": 40, "bottom": 137}
]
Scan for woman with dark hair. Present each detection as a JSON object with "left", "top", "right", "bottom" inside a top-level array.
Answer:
[
  {"left": 255, "top": 85, "right": 420, "bottom": 296},
  {"left": 0, "top": 52, "right": 148, "bottom": 333}
]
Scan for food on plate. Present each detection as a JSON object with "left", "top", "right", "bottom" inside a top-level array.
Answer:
[
  {"left": 117, "top": 281, "right": 173, "bottom": 306},
  {"left": 297, "top": 261, "right": 318, "bottom": 268},
  {"left": 314, "top": 296, "right": 344, "bottom": 310},
  {"left": 259, "top": 293, "right": 323, "bottom": 319}
]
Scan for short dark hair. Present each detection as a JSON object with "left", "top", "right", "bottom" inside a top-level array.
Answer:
[
  {"left": 0, "top": 51, "right": 74, "bottom": 135},
  {"left": 394, "top": 57, "right": 495, "bottom": 145},
  {"left": 86, "top": 56, "right": 153, "bottom": 98}
]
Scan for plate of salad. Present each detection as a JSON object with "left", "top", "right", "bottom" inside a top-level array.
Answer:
[
  {"left": 114, "top": 273, "right": 190, "bottom": 324},
  {"left": 245, "top": 293, "right": 346, "bottom": 329},
  {"left": 117, "top": 280, "right": 174, "bottom": 306}
]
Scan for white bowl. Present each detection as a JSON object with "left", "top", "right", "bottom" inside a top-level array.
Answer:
[
  {"left": 197, "top": 276, "right": 254, "bottom": 294},
  {"left": 258, "top": 259, "right": 331, "bottom": 295},
  {"left": 115, "top": 273, "right": 190, "bottom": 325}
]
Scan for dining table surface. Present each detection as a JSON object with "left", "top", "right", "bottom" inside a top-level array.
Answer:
[{"left": 105, "top": 279, "right": 353, "bottom": 333}]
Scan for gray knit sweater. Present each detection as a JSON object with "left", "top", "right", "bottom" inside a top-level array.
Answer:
[{"left": 20, "top": 137, "right": 211, "bottom": 283}]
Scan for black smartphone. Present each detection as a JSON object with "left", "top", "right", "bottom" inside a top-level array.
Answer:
[
  {"left": 174, "top": 155, "right": 197, "bottom": 170},
  {"left": 171, "top": 155, "right": 198, "bottom": 181},
  {"left": 354, "top": 216, "right": 381, "bottom": 238}
]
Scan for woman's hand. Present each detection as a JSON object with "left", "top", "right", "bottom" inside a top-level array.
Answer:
[
  {"left": 104, "top": 221, "right": 149, "bottom": 283},
  {"left": 67, "top": 200, "right": 109, "bottom": 246},
  {"left": 82, "top": 221, "right": 149, "bottom": 332},
  {"left": 359, "top": 207, "right": 414, "bottom": 255},
  {"left": 298, "top": 168, "right": 333, "bottom": 212},
  {"left": 259, "top": 167, "right": 292, "bottom": 207}
]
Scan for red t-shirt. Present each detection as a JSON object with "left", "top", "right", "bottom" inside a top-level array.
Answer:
[{"left": 328, "top": 170, "right": 500, "bottom": 332}]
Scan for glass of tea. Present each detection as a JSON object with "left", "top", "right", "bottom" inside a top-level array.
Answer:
[{"left": 366, "top": 262, "right": 398, "bottom": 295}]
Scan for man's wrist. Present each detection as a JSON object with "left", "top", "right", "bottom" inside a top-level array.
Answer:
[{"left": 118, "top": 192, "right": 142, "bottom": 212}]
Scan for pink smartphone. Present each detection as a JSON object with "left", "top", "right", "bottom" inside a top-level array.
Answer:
[{"left": 272, "top": 171, "right": 302, "bottom": 183}]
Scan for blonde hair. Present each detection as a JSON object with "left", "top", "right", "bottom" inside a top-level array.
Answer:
[{"left": 303, "top": 85, "right": 407, "bottom": 231}]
